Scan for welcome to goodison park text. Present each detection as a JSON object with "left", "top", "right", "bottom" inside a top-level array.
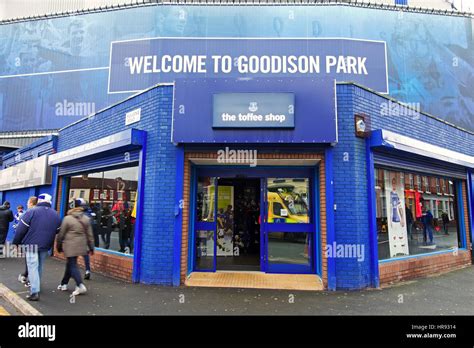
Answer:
[{"left": 127, "top": 55, "right": 369, "bottom": 75}]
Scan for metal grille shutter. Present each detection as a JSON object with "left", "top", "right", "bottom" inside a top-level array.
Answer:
[
  {"left": 58, "top": 150, "right": 140, "bottom": 176},
  {"left": 373, "top": 150, "right": 467, "bottom": 179}
]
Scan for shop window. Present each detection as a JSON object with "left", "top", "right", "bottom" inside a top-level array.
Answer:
[
  {"left": 375, "top": 168, "right": 462, "bottom": 261},
  {"left": 267, "top": 232, "right": 311, "bottom": 265},
  {"left": 68, "top": 166, "right": 139, "bottom": 255},
  {"left": 196, "top": 177, "right": 215, "bottom": 222},
  {"left": 195, "top": 230, "right": 215, "bottom": 270},
  {"left": 267, "top": 178, "right": 310, "bottom": 223}
]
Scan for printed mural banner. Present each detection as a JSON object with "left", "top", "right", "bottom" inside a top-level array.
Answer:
[
  {"left": 0, "top": 5, "right": 473, "bottom": 132},
  {"left": 385, "top": 171, "right": 409, "bottom": 257}
]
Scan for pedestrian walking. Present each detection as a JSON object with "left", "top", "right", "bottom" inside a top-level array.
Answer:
[
  {"left": 17, "top": 196, "right": 38, "bottom": 287},
  {"left": 13, "top": 205, "right": 25, "bottom": 231},
  {"left": 13, "top": 194, "right": 61, "bottom": 301},
  {"left": 56, "top": 199, "right": 94, "bottom": 296},
  {"left": 100, "top": 206, "right": 113, "bottom": 249},
  {"left": 422, "top": 209, "right": 434, "bottom": 245},
  {"left": 74, "top": 198, "right": 94, "bottom": 280},
  {"left": 0, "top": 201, "right": 14, "bottom": 247},
  {"left": 441, "top": 211, "right": 450, "bottom": 235},
  {"left": 405, "top": 205, "right": 414, "bottom": 240}
]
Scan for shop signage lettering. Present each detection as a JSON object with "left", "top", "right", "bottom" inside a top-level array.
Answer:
[
  {"left": 109, "top": 38, "right": 387, "bottom": 93},
  {"left": 49, "top": 135, "right": 119, "bottom": 164},
  {"left": 213, "top": 93, "right": 294, "bottom": 128},
  {"left": 128, "top": 55, "right": 368, "bottom": 76}
]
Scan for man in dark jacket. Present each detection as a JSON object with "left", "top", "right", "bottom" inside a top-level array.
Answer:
[
  {"left": 0, "top": 201, "right": 14, "bottom": 246},
  {"left": 13, "top": 193, "right": 61, "bottom": 301}
]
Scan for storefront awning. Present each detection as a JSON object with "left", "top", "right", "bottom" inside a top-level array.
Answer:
[
  {"left": 369, "top": 129, "right": 474, "bottom": 169},
  {"left": 48, "top": 129, "right": 146, "bottom": 166}
]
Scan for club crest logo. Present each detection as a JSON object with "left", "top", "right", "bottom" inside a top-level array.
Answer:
[{"left": 248, "top": 102, "right": 258, "bottom": 112}]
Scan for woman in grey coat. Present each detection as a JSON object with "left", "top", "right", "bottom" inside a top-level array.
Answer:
[{"left": 56, "top": 199, "right": 94, "bottom": 296}]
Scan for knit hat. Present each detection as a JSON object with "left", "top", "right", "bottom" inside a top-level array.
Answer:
[
  {"left": 38, "top": 193, "right": 52, "bottom": 204},
  {"left": 74, "top": 198, "right": 87, "bottom": 208}
]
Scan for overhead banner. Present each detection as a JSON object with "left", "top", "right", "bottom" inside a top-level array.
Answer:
[
  {"left": 0, "top": 5, "right": 472, "bottom": 132},
  {"left": 109, "top": 38, "right": 388, "bottom": 93}
]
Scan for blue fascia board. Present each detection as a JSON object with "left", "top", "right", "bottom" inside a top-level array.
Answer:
[
  {"left": 49, "top": 129, "right": 146, "bottom": 166},
  {"left": 368, "top": 129, "right": 394, "bottom": 149},
  {"left": 369, "top": 129, "right": 474, "bottom": 168}
]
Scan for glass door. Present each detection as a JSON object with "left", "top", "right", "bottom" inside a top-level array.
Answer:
[
  {"left": 194, "top": 176, "right": 217, "bottom": 271},
  {"left": 262, "top": 177, "right": 314, "bottom": 273}
]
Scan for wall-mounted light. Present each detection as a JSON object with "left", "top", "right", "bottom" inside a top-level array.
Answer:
[{"left": 355, "top": 114, "right": 368, "bottom": 138}]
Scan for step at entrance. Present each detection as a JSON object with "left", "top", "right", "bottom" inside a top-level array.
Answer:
[{"left": 186, "top": 272, "right": 323, "bottom": 291}]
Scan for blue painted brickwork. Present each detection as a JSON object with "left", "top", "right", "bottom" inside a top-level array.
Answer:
[
  {"left": 57, "top": 86, "right": 176, "bottom": 285},
  {"left": 334, "top": 84, "right": 474, "bottom": 290},
  {"left": 334, "top": 85, "right": 371, "bottom": 289},
  {"left": 350, "top": 84, "right": 474, "bottom": 156}
]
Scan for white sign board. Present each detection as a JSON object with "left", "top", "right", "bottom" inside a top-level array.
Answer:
[{"left": 125, "top": 108, "right": 141, "bottom": 126}]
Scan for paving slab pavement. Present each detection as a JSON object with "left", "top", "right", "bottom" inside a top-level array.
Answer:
[{"left": 1, "top": 257, "right": 473, "bottom": 315}]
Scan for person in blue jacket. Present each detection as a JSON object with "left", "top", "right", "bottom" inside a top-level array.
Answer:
[
  {"left": 13, "top": 193, "right": 61, "bottom": 301},
  {"left": 421, "top": 209, "right": 435, "bottom": 246}
]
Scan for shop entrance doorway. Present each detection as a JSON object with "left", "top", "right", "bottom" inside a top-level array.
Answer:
[
  {"left": 215, "top": 178, "right": 260, "bottom": 271},
  {"left": 193, "top": 167, "right": 316, "bottom": 275}
]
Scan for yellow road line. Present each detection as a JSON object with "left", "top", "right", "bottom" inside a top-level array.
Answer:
[{"left": 0, "top": 305, "right": 10, "bottom": 316}]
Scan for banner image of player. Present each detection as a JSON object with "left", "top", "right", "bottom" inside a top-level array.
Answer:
[{"left": 385, "top": 171, "right": 409, "bottom": 257}]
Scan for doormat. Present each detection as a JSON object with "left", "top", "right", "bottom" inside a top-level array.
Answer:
[{"left": 185, "top": 272, "right": 323, "bottom": 291}]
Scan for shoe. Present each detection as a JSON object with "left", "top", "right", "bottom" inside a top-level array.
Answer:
[
  {"left": 26, "top": 293, "right": 39, "bottom": 301},
  {"left": 57, "top": 284, "right": 68, "bottom": 291},
  {"left": 84, "top": 271, "right": 91, "bottom": 280},
  {"left": 72, "top": 284, "right": 87, "bottom": 296},
  {"left": 18, "top": 274, "right": 27, "bottom": 284}
]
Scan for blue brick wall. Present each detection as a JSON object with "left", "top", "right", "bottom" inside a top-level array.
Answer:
[
  {"left": 334, "top": 83, "right": 474, "bottom": 290},
  {"left": 333, "top": 85, "right": 371, "bottom": 289},
  {"left": 57, "top": 86, "right": 176, "bottom": 285},
  {"left": 351, "top": 86, "right": 474, "bottom": 156}
]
